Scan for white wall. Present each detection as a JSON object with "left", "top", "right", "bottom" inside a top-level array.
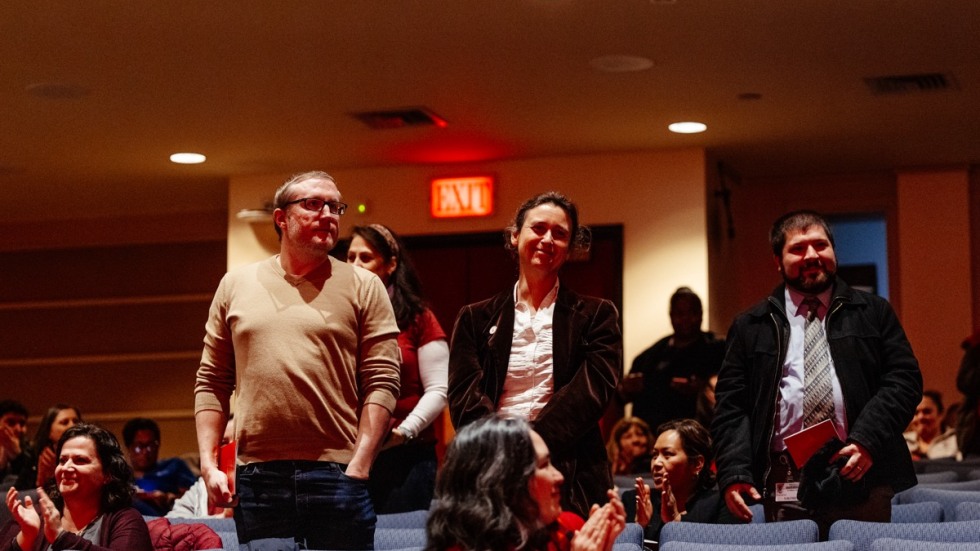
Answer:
[{"left": 227, "top": 148, "right": 711, "bottom": 369}]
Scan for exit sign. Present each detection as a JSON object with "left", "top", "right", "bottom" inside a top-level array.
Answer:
[{"left": 430, "top": 175, "right": 495, "bottom": 218}]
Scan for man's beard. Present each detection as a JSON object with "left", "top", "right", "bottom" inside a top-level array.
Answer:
[{"left": 784, "top": 267, "right": 836, "bottom": 294}]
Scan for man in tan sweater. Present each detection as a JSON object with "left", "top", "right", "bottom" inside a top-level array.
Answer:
[{"left": 194, "top": 171, "right": 400, "bottom": 550}]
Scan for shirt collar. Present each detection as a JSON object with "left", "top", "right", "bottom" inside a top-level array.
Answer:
[
  {"left": 513, "top": 279, "right": 560, "bottom": 311},
  {"left": 786, "top": 285, "right": 833, "bottom": 319}
]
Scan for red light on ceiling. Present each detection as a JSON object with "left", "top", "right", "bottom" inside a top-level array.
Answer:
[{"left": 430, "top": 175, "right": 495, "bottom": 219}]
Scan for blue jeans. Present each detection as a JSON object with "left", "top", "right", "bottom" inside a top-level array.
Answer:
[{"left": 234, "top": 460, "right": 376, "bottom": 550}]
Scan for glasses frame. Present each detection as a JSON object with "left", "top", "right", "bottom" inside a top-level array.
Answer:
[
  {"left": 131, "top": 441, "right": 160, "bottom": 454},
  {"left": 283, "top": 197, "right": 348, "bottom": 216}
]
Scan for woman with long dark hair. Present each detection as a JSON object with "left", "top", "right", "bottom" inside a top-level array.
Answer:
[
  {"left": 2, "top": 423, "right": 152, "bottom": 550},
  {"left": 449, "top": 191, "right": 622, "bottom": 517},
  {"left": 16, "top": 404, "right": 81, "bottom": 489},
  {"left": 426, "top": 416, "right": 624, "bottom": 551},
  {"left": 347, "top": 223, "right": 448, "bottom": 512}
]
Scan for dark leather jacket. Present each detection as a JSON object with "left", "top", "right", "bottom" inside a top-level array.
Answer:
[
  {"left": 712, "top": 279, "right": 922, "bottom": 497},
  {"left": 448, "top": 286, "right": 622, "bottom": 517}
]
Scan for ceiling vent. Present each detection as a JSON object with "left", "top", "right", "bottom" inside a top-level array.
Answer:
[
  {"left": 864, "top": 73, "right": 957, "bottom": 95},
  {"left": 352, "top": 107, "right": 447, "bottom": 130}
]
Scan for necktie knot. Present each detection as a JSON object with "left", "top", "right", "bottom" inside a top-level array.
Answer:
[{"left": 803, "top": 297, "right": 821, "bottom": 322}]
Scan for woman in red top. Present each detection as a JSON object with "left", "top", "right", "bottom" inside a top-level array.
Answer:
[
  {"left": 347, "top": 223, "right": 449, "bottom": 513},
  {"left": 425, "top": 416, "right": 625, "bottom": 551}
]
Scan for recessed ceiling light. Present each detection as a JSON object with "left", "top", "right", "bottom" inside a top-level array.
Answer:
[
  {"left": 668, "top": 122, "right": 707, "bottom": 134},
  {"left": 170, "top": 152, "right": 207, "bottom": 164},
  {"left": 589, "top": 55, "right": 654, "bottom": 73}
]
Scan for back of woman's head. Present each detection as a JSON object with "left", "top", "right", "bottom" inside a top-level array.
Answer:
[
  {"left": 426, "top": 416, "right": 541, "bottom": 551},
  {"left": 50, "top": 423, "right": 135, "bottom": 513},
  {"left": 656, "top": 418, "right": 716, "bottom": 491}
]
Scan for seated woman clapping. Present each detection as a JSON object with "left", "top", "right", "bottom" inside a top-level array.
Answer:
[
  {"left": 426, "top": 416, "right": 626, "bottom": 551},
  {"left": 628, "top": 418, "right": 739, "bottom": 541},
  {"left": 1, "top": 423, "right": 152, "bottom": 551}
]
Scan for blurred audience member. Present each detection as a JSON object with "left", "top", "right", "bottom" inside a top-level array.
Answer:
[
  {"left": 0, "top": 401, "right": 29, "bottom": 488},
  {"left": 122, "top": 418, "right": 195, "bottom": 516},
  {"left": 695, "top": 374, "right": 719, "bottom": 429},
  {"left": 625, "top": 419, "right": 738, "bottom": 542},
  {"left": 621, "top": 288, "right": 724, "bottom": 432},
  {"left": 944, "top": 401, "right": 961, "bottom": 437},
  {"left": 606, "top": 417, "right": 652, "bottom": 476},
  {"left": 905, "top": 390, "right": 959, "bottom": 460},
  {"left": 1, "top": 423, "right": 153, "bottom": 550},
  {"left": 347, "top": 224, "right": 448, "bottom": 513},
  {"left": 956, "top": 329, "right": 980, "bottom": 457},
  {"left": 425, "top": 416, "right": 625, "bottom": 551},
  {"left": 15, "top": 404, "right": 81, "bottom": 490}
]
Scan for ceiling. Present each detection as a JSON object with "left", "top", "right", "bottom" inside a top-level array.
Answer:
[{"left": 3, "top": 1, "right": 978, "bottom": 223}]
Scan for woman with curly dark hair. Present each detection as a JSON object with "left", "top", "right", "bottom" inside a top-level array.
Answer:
[
  {"left": 425, "top": 416, "right": 624, "bottom": 551},
  {"left": 1, "top": 423, "right": 152, "bottom": 550}
]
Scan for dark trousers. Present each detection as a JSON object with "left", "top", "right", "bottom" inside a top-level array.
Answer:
[
  {"left": 235, "top": 460, "right": 376, "bottom": 550},
  {"left": 368, "top": 441, "right": 437, "bottom": 514},
  {"left": 764, "top": 451, "right": 893, "bottom": 540}
]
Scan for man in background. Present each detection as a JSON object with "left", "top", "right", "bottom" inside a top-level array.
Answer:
[
  {"left": 0, "top": 400, "right": 29, "bottom": 488},
  {"left": 124, "top": 417, "right": 196, "bottom": 516},
  {"left": 621, "top": 287, "right": 724, "bottom": 431}
]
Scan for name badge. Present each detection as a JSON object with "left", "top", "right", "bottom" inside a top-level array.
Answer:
[{"left": 774, "top": 482, "right": 800, "bottom": 503}]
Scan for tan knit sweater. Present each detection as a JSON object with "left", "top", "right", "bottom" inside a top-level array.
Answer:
[{"left": 195, "top": 256, "right": 400, "bottom": 464}]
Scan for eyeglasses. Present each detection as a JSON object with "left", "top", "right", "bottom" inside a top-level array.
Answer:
[
  {"left": 284, "top": 197, "right": 348, "bottom": 216},
  {"left": 132, "top": 442, "right": 159, "bottom": 454}
]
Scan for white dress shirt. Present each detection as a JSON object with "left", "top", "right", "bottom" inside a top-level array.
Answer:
[
  {"left": 772, "top": 287, "right": 849, "bottom": 451},
  {"left": 498, "top": 281, "right": 558, "bottom": 421}
]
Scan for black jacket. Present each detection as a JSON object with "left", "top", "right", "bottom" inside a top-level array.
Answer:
[
  {"left": 448, "top": 286, "right": 622, "bottom": 517},
  {"left": 712, "top": 280, "right": 922, "bottom": 498}
]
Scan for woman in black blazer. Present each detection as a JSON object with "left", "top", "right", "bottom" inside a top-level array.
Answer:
[{"left": 448, "top": 191, "right": 622, "bottom": 517}]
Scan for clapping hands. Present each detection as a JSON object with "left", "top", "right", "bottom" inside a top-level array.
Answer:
[{"left": 572, "top": 489, "right": 626, "bottom": 551}]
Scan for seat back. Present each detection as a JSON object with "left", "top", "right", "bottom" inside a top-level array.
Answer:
[
  {"left": 659, "top": 518, "right": 819, "bottom": 545},
  {"left": 374, "top": 528, "right": 427, "bottom": 550},
  {"left": 916, "top": 471, "right": 960, "bottom": 484},
  {"left": 828, "top": 519, "right": 980, "bottom": 551},
  {"left": 660, "top": 541, "right": 854, "bottom": 551},
  {"left": 376, "top": 509, "right": 428, "bottom": 529},
  {"left": 917, "top": 479, "right": 980, "bottom": 492},
  {"left": 615, "top": 523, "right": 644, "bottom": 546},
  {"left": 917, "top": 459, "right": 980, "bottom": 480},
  {"left": 892, "top": 501, "right": 944, "bottom": 523},
  {"left": 870, "top": 537, "right": 980, "bottom": 551},
  {"left": 895, "top": 487, "right": 980, "bottom": 520},
  {"left": 954, "top": 501, "right": 980, "bottom": 522}
]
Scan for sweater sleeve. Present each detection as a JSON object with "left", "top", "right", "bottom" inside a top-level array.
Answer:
[
  {"left": 356, "top": 274, "right": 401, "bottom": 413},
  {"left": 195, "top": 274, "right": 236, "bottom": 416}
]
